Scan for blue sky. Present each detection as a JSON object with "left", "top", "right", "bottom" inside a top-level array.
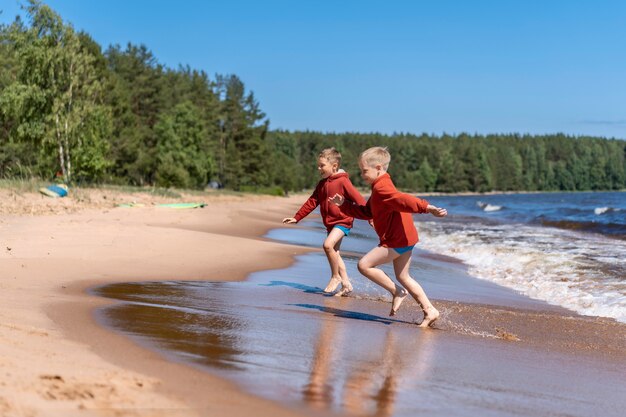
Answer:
[{"left": 2, "top": 0, "right": 625, "bottom": 138}]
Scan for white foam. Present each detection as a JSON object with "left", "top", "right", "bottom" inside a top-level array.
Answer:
[
  {"left": 595, "top": 207, "right": 610, "bottom": 215},
  {"left": 417, "top": 220, "right": 626, "bottom": 323},
  {"left": 483, "top": 204, "right": 502, "bottom": 212},
  {"left": 477, "top": 201, "right": 502, "bottom": 212},
  {"left": 594, "top": 207, "right": 622, "bottom": 215}
]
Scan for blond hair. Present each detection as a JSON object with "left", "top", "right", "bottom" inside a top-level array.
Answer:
[
  {"left": 359, "top": 146, "right": 390, "bottom": 170},
  {"left": 319, "top": 147, "right": 342, "bottom": 165}
]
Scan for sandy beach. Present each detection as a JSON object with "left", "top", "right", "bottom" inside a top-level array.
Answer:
[
  {"left": 1, "top": 186, "right": 625, "bottom": 416},
  {"left": 0, "top": 187, "right": 317, "bottom": 416}
]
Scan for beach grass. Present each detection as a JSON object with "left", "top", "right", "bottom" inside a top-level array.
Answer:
[
  {"left": 0, "top": 177, "right": 288, "bottom": 200},
  {"left": 0, "top": 178, "right": 49, "bottom": 193}
]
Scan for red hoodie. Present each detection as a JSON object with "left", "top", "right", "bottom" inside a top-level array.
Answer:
[
  {"left": 340, "top": 173, "right": 429, "bottom": 248},
  {"left": 294, "top": 171, "right": 366, "bottom": 232}
]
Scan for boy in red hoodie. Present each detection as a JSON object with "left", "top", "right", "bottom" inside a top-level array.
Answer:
[
  {"left": 329, "top": 147, "right": 447, "bottom": 327},
  {"left": 283, "top": 148, "right": 366, "bottom": 296}
]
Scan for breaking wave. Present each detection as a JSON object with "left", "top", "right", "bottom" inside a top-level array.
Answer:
[{"left": 417, "top": 219, "right": 626, "bottom": 323}]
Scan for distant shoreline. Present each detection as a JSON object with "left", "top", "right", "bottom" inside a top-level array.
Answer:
[
  {"left": 346, "top": 187, "right": 626, "bottom": 197},
  {"left": 418, "top": 188, "right": 626, "bottom": 196}
]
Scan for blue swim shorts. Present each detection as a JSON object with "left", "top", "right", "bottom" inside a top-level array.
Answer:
[
  {"left": 332, "top": 225, "right": 351, "bottom": 236},
  {"left": 392, "top": 245, "right": 415, "bottom": 255}
]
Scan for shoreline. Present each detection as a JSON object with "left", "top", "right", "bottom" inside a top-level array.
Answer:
[
  {"left": 89, "top": 241, "right": 626, "bottom": 417},
  {"left": 0, "top": 192, "right": 319, "bottom": 416},
  {"left": 1, "top": 187, "right": 624, "bottom": 416}
]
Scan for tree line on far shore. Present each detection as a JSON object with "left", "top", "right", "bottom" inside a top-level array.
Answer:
[
  {"left": 268, "top": 131, "right": 626, "bottom": 192},
  {"left": 1, "top": 1, "right": 625, "bottom": 194}
]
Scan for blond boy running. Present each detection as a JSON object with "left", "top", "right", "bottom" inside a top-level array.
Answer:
[
  {"left": 329, "top": 147, "right": 447, "bottom": 327},
  {"left": 283, "top": 148, "right": 366, "bottom": 296}
]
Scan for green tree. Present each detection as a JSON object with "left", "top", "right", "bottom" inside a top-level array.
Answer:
[
  {"left": 436, "top": 149, "right": 456, "bottom": 192},
  {"left": 606, "top": 141, "right": 625, "bottom": 189},
  {"left": 216, "top": 74, "right": 269, "bottom": 190},
  {"left": 588, "top": 142, "right": 608, "bottom": 190},
  {"left": 0, "top": 16, "right": 34, "bottom": 178},
  {"left": 466, "top": 146, "right": 492, "bottom": 192},
  {"left": 0, "top": 0, "right": 111, "bottom": 182},
  {"left": 415, "top": 157, "right": 437, "bottom": 191},
  {"left": 105, "top": 43, "right": 165, "bottom": 185},
  {"left": 267, "top": 133, "right": 303, "bottom": 192},
  {"left": 154, "top": 102, "right": 214, "bottom": 188},
  {"left": 490, "top": 144, "right": 523, "bottom": 191}
]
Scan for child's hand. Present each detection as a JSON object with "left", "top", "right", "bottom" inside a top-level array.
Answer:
[
  {"left": 427, "top": 205, "right": 447, "bottom": 217},
  {"left": 368, "top": 219, "right": 375, "bottom": 228},
  {"left": 328, "top": 194, "right": 344, "bottom": 206},
  {"left": 282, "top": 217, "right": 297, "bottom": 224}
]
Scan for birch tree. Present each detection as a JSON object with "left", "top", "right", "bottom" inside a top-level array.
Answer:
[{"left": 0, "top": 0, "right": 110, "bottom": 182}]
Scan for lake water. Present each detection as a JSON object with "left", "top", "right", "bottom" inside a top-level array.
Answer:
[{"left": 418, "top": 191, "right": 626, "bottom": 322}]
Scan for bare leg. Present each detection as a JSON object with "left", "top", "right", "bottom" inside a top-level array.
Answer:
[
  {"left": 334, "top": 249, "right": 353, "bottom": 297},
  {"left": 357, "top": 246, "right": 407, "bottom": 315},
  {"left": 303, "top": 298, "right": 338, "bottom": 409},
  {"left": 390, "top": 288, "right": 408, "bottom": 317},
  {"left": 323, "top": 228, "right": 348, "bottom": 293},
  {"left": 393, "top": 253, "right": 439, "bottom": 327}
]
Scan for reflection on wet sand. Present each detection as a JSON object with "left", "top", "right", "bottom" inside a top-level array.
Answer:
[
  {"left": 302, "top": 296, "right": 436, "bottom": 417},
  {"left": 342, "top": 329, "right": 434, "bottom": 417},
  {"left": 302, "top": 299, "right": 338, "bottom": 410},
  {"left": 342, "top": 329, "right": 399, "bottom": 417}
]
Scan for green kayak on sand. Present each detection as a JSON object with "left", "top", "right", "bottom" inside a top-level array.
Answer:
[{"left": 156, "top": 202, "right": 207, "bottom": 209}]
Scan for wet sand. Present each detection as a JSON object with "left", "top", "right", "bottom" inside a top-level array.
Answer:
[
  {"left": 1, "top": 188, "right": 625, "bottom": 416},
  {"left": 93, "top": 227, "right": 626, "bottom": 417}
]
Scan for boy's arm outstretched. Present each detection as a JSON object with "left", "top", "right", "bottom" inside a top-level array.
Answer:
[
  {"left": 377, "top": 182, "right": 446, "bottom": 216},
  {"left": 283, "top": 187, "right": 320, "bottom": 224},
  {"left": 328, "top": 194, "right": 373, "bottom": 220}
]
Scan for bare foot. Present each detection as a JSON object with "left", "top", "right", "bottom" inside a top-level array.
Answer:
[
  {"left": 418, "top": 306, "right": 440, "bottom": 328},
  {"left": 323, "top": 276, "right": 341, "bottom": 293},
  {"left": 389, "top": 288, "right": 408, "bottom": 316},
  {"left": 334, "top": 282, "right": 353, "bottom": 297}
]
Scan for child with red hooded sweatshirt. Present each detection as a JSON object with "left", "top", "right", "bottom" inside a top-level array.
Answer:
[
  {"left": 329, "top": 146, "right": 447, "bottom": 327},
  {"left": 283, "top": 148, "right": 366, "bottom": 296}
]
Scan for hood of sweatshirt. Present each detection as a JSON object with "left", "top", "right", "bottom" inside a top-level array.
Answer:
[{"left": 326, "top": 169, "right": 348, "bottom": 183}]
